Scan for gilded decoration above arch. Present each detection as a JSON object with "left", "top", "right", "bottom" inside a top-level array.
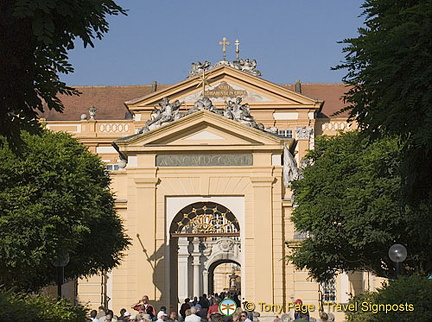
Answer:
[{"left": 171, "top": 202, "right": 240, "bottom": 237}]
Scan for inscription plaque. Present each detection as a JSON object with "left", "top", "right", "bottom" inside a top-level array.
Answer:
[
  {"left": 156, "top": 154, "right": 253, "bottom": 167},
  {"left": 205, "top": 81, "right": 247, "bottom": 98}
]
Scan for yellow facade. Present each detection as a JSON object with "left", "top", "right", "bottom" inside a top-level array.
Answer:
[{"left": 45, "top": 65, "right": 381, "bottom": 321}]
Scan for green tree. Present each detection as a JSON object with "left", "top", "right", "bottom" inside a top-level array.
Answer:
[
  {"left": 0, "top": 289, "right": 88, "bottom": 321},
  {"left": 335, "top": 0, "right": 432, "bottom": 202},
  {"left": 0, "top": 130, "right": 130, "bottom": 291},
  {"left": 346, "top": 275, "right": 432, "bottom": 321},
  {"left": 0, "top": 0, "right": 125, "bottom": 147},
  {"left": 289, "top": 131, "right": 432, "bottom": 282}
]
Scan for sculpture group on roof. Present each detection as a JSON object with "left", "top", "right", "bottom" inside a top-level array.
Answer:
[
  {"left": 138, "top": 96, "right": 276, "bottom": 134},
  {"left": 232, "top": 58, "right": 261, "bottom": 76},
  {"left": 187, "top": 38, "right": 262, "bottom": 78},
  {"left": 188, "top": 61, "right": 211, "bottom": 78},
  {"left": 142, "top": 97, "right": 183, "bottom": 132},
  {"left": 191, "top": 58, "right": 262, "bottom": 78}
]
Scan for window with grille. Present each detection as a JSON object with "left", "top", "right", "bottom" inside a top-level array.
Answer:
[
  {"left": 321, "top": 279, "right": 337, "bottom": 303},
  {"left": 278, "top": 129, "right": 293, "bottom": 138}
]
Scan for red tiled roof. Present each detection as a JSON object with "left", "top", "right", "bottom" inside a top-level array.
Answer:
[
  {"left": 40, "top": 84, "right": 170, "bottom": 121},
  {"left": 281, "top": 83, "right": 351, "bottom": 118},
  {"left": 40, "top": 83, "right": 350, "bottom": 121}
]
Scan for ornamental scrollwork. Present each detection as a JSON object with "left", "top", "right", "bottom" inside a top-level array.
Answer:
[{"left": 173, "top": 202, "right": 239, "bottom": 235}]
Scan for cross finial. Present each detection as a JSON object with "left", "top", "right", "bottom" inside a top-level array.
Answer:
[
  {"left": 219, "top": 37, "right": 230, "bottom": 61},
  {"left": 235, "top": 39, "right": 240, "bottom": 61}
]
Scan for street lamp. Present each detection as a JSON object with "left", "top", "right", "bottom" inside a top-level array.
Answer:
[
  {"left": 51, "top": 250, "right": 70, "bottom": 299},
  {"left": 388, "top": 244, "right": 407, "bottom": 278}
]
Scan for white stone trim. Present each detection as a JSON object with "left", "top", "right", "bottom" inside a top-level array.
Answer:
[
  {"left": 96, "top": 146, "right": 117, "bottom": 154},
  {"left": 273, "top": 112, "right": 298, "bottom": 120}
]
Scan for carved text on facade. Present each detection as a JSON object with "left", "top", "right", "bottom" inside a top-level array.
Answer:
[
  {"left": 205, "top": 81, "right": 247, "bottom": 98},
  {"left": 156, "top": 154, "right": 253, "bottom": 167}
]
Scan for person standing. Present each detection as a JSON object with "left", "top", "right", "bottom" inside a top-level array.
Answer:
[
  {"left": 198, "top": 294, "right": 210, "bottom": 319},
  {"left": 239, "top": 312, "right": 252, "bottom": 322},
  {"left": 156, "top": 312, "right": 168, "bottom": 322},
  {"left": 185, "top": 307, "right": 201, "bottom": 322},
  {"left": 180, "top": 298, "right": 191, "bottom": 321},
  {"left": 294, "top": 299, "right": 309, "bottom": 321},
  {"left": 90, "top": 310, "right": 100, "bottom": 322},
  {"left": 168, "top": 311, "right": 179, "bottom": 322},
  {"left": 207, "top": 298, "right": 221, "bottom": 320},
  {"left": 131, "top": 295, "right": 156, "bottom": 320}
]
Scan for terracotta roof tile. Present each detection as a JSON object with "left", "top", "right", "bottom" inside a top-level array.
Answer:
[
  {"left": 40, "top": 84, "right": 170, "bottom": 121},
  {"left": 40, "top": 83, "right": 350, "bottom": 121},
  {"left": 281, "top": 83, "right": 351, "bottom": 118}
]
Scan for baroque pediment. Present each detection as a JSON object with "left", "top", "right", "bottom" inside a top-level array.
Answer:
[
  {"left": 114, "top": 110, "right": 285, "bottom": 153},
  {"left": 125, "top": 65, "right": 322, "bottom": 112}
]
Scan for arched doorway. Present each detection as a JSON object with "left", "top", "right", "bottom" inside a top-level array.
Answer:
[
  {"left": 169, "top": 201, "right": 241, "bottom": 307},
  {"left": 208, "top": 260, "right": 241, "bottom": 295}
]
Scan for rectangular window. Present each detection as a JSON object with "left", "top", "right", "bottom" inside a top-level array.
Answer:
[
  {"left": 106, "top": 164, "right": 120, "bottom": 171},
  {"left": 321, "top": 279, "right": 337, "bottom": 303},
  {"left": 293, "top": 231, "right": 310, "bottom": 240},
  {"left": 278, "top": 129, "right": 293, "bottom": 138}
]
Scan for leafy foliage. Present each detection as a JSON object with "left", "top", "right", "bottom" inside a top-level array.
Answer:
[
  {"left": 345, "top": 291, "right": 378, "bottom": 322},
  {"left": 0, "top": 0, "right": 125, "bottom": 147},
  {"left": 289, "top": 132, "right": 432, "bottom": 282},
  {"left": 346, "top": 275, "right": 432, "bottom": 321},
  {"left": 334, "top": 0, "right": 432, "bottom": 201},
  {"left": 0, "top": 130, "right": 130, "bottom": 291},
  {"left": 0, "top": 289, "right": 88, "bottom": 321}
]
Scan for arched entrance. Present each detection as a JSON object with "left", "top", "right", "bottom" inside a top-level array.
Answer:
[
  {"left": 169, "top": 201, "right": 241, "bottom": 306},
  {"left": 208, "top": 260, "right": 241, "bottom": 295}
]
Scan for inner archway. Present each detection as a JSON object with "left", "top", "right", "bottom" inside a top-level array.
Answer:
[{"left": 208, "top": 260, "right": 241, "bottom": 295}]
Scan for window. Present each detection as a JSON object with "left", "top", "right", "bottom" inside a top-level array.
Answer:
[
  {"left": 278, "top": 129, "right": 293, "bottom": 138},
  {"left": 293, "top": 230, "right": 310, "bottom": 240},
  {"left": 106, "top": 164, "right": 120, "bottom": 171},
  {"left": 321, "top": 279, "right": 337, "bottom": 303}
]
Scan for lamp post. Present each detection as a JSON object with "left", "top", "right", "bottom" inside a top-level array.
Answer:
[
  {"left": 51, "top": 250, "right": 70, "bottom": 299},
  {"left": 388, "top": 244, "right": 407, "bottom": 278}
]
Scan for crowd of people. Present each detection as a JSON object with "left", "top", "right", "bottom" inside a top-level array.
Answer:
[
  {"left": 87, "top": 293, "right": 329, "bottom": 322},
  {"left": 87, "top": 292, "right": 247, "bottom": 322}
]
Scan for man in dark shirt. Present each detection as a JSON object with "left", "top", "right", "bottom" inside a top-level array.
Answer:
[
  {"left": 198, "top": 294, "right": 210, "bottom": 318},
  {"left": 180, "top": 298, "right": 191, "bottom": 320}
]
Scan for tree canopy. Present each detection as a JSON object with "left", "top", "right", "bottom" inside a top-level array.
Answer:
[
  {"left": 289, "top": 131, "right": 432, "bottom": 282},
  {"left": 335, "top": 0, "right": 432, "bottom": 202},
  {"left": 0, "top": 130, "right": 130, "bottom": 291},
  {"left": 0, "top": 0, "right": 125, "bottom": 147}
]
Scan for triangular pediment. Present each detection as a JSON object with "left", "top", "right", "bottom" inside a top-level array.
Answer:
[
  {"left": 126, "top": 65, "right": 322, "bottom": 113},
  {"left": 114, "top": 110, "right": 286, "bottom": 153}
]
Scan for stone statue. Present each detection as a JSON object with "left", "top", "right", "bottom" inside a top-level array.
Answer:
[
  {"left": 192, "top": 96, "right": 215, "bottom": 112},
  {"left": 187, "top": 56, "right": 263, "bottom": 79},
  {"left": 295, "top": 126, "right": 314, "bottom": 140},
  {"left": 139, "top": 98, "right": 183, "bottom": 133},
  {"left": 283, "top": 144, "right": 302, "bottom": 187},
  {"left": 225, "top": 97, "right": 270, "bottom": 131},
  {"left": 232, "top": 58, "right": 262, "bottom": 76},
  {"left": 88, "top": 106, "right": 97, "bottom": 120},
  {"left": 188, "top": 61, "right": 211, "bottom": 78},
  {"left": 139, "top": 96, "right": 280, "bottom": 136},
  {"left": 229, "top": 269, "right": 238, "bottom": 290}
]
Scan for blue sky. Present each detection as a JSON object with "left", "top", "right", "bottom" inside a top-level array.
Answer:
[{"left": 61, "top": 1, "right": 365, "bottom": 86}]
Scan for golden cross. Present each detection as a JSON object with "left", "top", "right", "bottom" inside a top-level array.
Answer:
[
  {"left": 219, "top": 37, "right": 230, "bottom": 61},
  {"left": 196, "top": 69, "right": 210, "bottom": 96},
  {"left": 235, "top": 39, "right": 240, "bottom": 61}
]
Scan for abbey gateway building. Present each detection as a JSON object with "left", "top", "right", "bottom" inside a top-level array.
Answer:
[{"left": 42, "top": 46, "right": 382, "bottom": 321}]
